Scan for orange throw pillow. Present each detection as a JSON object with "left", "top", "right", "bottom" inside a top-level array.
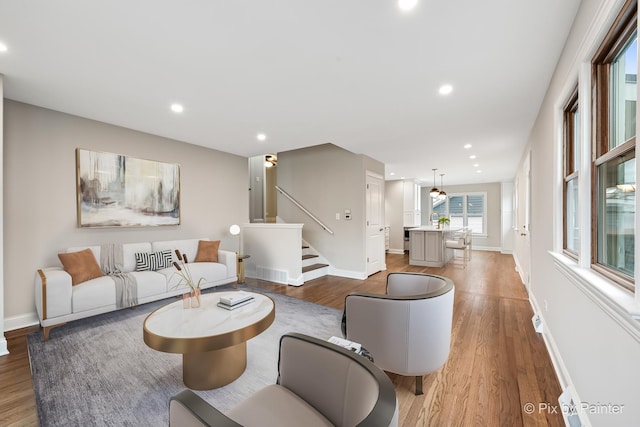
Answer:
[
  {"left": 58, "top": 248, "right": 104, "bottom": 285},
  {"left": 194, "top": 240, "right": 220, "bottom": 263}
]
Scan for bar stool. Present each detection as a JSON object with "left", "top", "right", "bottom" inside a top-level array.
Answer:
[{"left": 445, "top": 229, "right": 471, "bottom": 268}]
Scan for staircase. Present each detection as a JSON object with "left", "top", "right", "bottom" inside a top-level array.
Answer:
[{"left": 301, "top": 243, "right": 329, "bottom": 282}]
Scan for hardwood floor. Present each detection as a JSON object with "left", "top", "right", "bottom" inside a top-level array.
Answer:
[
  {"left": 245, "top": 251, "right": 563, "bottom": 427},
  {"left": 0, "top": 251, "right": 562, "bottom": 427},
  {"left": 0, "top": 327, "right": 39, "bottom": 427}
]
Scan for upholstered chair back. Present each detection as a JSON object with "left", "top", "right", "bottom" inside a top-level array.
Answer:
[
  {"left": 278, "top": 334, "right": 393, "bottom": 427},
  {"left": 169, "top": 333, "right": 398, "bottom": 427},
  {"left": 343, "top": 273, "right": 455, "bottom": 394}
]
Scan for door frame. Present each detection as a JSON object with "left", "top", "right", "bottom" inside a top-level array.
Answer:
[{"left": 365, "top": 171, "right": 385, "bottom": 276}]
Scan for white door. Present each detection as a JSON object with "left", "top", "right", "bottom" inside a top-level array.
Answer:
[
  {"left": 515, "top": 152, "right": 532, "bottom": 289},
  {"left": 366, "top": 172, "right": 385, "bottom": 276}
]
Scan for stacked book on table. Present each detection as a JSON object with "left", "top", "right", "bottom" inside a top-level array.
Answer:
[{"left": 217, "top": 292, "right": 255, "bottom": 310}]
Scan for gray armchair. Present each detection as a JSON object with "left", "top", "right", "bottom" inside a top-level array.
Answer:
[
  {"left": 342, "top": 272, "right": 455, "bottom": 395},
  {"left": 169, "top": 333, "right": 398, "bottom": 427}
]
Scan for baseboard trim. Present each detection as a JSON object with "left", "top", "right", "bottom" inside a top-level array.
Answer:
[
  {"left": 470, "top": 245, "right": 501, "bottom": 252},
  {"left": 513, "top": 253, "right": 527, "bottom": 286},
  {"left": 328, "top": 267, "right": 367, "bottom": 280},
  {"left": 5, "top": 312, "right": 39, "bottom": 332},
  {"left": 387, "top": 248, "right": 405, "bottom": 255},
  {"left": 0, "top": 337, "right": 8, "bottom": 356},
  {"left": 288, "top": 275, "right": 304, "bottom": 286},
  {"left": 529, "top": 294, "right": 570, "bottom": 390}
]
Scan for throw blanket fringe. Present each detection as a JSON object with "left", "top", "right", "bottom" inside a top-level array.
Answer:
[{"left": 101, "top": 243, "right": 138, "bottom": 308}]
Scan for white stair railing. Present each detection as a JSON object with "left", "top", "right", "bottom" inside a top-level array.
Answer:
[{"left": 275, "top": 186, "right": 334, "bottom": 235}]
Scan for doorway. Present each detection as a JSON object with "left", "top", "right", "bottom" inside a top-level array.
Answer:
[
  {"left": 248, "top": 154, "right": 278, "bottom": 223},
  {"left": 366, "top": 171, "right": 385, "bottom": 276}
]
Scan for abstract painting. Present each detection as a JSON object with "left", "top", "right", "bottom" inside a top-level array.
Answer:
[{"left": 76, "top": 148, "right": 180, "bottom": 227}]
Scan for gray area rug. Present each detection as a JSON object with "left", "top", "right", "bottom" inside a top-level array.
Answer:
[{"left": 27, "top": 285, "right": 343, "bottom": 426}]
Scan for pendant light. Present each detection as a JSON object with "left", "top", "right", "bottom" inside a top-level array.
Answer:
[
  {"left": 439, "top": 173, "right": 447, "bottom": 199},
  {"left": 429, "top": 168, "right": 440, "bottom": 198}
]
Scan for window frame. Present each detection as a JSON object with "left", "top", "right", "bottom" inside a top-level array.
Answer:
[
  {"left": 563, "top": 85, "right": 580, "bottom": 259},
  {"left": 591, "top": 0, "right": 637, "bottom": 290},
  {"left": 432, "top": 192, "right": 488, "bottom": 236}
]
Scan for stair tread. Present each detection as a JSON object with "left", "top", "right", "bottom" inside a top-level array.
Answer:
[
  {"left": 302, "top": 254, "right": 319, "bottom": 260},
  {"left": 302, "top": 263, "right": 329, "bottom": 273}
]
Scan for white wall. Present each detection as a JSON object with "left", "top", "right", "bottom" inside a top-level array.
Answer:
[
  {"left": 242, "top": 223, "right": 303, "bottom": 285},
  {"left": 276, "top": 143, "right": 385, "bottom": 277},
  {"left": 384, "top": 180, "right": 405, "bottom": 253},
  {"left": 514, "top": 0, "right": 640, "bottom": 425},
  {"left": 3, "top": 100, "right": 249, "bottom": 330}
]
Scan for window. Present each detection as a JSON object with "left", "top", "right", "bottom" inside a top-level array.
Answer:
[
  {"left": 434, "top": 193, "right": 486, "bottom": 234},
  {"left": 432, "top": 196, "right": 447, "bottom": 218},
  {"left": 563, "top": 86, "right": 580, "bottom": 256},
  {"left": 449, "top": 195, "right": 464, "bottom": 229},
  {"left": 592, "top": 0, "right": 637, "bottom": 288},
  {"left": 466, "top": 194, "right": 485, "bottom": 234}
]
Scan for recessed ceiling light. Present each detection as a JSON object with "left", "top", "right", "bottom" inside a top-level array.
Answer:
[
  {"left": 390, "top": 172, "right": 395, "bottom": 176},
  {"left": 477, "top": 170, "right": 482, "bottom": 173},
  {"left": 398, "top": 0, "right": 418, "bottom": 12},
  {"left": 0, "top": 42, "right": 7, "bottom": 52},
  {"left": 473, "top": 163, "right": 479, "bottom": 167},
  {"left": 170, "top": 103, "right": 184, "bottom": 113},
  {"left": 439, "top": 84, "right": 453, "bottom": 95},
  {"left": 469, "top": 155, "right": 476, "bottom": 159},
  {"left": 257, "top": 133, "right": 267, "bottom": 141},
  {"left": 464, "top": 144, "right": 472, "bottom": 149}
]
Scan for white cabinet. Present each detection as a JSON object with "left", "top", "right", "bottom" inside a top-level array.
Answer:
[{"left": 403, "top": 180, "right": 421, "bottom": 227}]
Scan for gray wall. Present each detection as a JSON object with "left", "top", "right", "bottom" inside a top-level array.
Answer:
[
  {"left": 276, "top": 143, "right": 384, "bottom": 275},
  {"left": 514, "top": 0, "right": 640, "bottom": 425},
  {"left": 4, "top": 100, "right": 249, "bottom": 325},
  {"left": 421, "top": 181, "right": 503, "bottom": 250}
]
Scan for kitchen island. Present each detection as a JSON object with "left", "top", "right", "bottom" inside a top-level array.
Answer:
[{"left": 408, "top": 226, "right": 452, "bottom": 267}]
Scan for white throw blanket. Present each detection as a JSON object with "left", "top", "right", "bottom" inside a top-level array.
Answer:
[{"left": 100, "top": 243, "right": 138, "bottom": 308}]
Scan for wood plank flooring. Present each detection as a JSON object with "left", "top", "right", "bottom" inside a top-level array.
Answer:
[
  {"left": 0, "top": 327, "right": 39, "bottom": 427},
  {"left": 0, "top": 251, "right": 563, "bottom": 426}
]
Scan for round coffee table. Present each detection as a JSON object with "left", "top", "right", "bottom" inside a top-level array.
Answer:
[{"left": 143, "top": 291, "right": 275, "bottom": 390}]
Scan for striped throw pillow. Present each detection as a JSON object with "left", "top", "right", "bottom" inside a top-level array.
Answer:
[{"left": 135, "top": 250, "right": 173, "bottom": 272}]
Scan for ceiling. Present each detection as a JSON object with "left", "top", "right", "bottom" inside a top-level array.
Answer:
[{"left": 0, "top": 0, "right": 581, "bottom": 186}]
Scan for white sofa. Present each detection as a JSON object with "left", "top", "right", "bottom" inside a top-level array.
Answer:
[{"left": 35, "top": 238, "right": 237, "bottom": 340}]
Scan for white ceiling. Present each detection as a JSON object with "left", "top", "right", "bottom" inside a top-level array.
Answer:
[{"left": 0, "top": 0, "right": 581, "bottom": 185}]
